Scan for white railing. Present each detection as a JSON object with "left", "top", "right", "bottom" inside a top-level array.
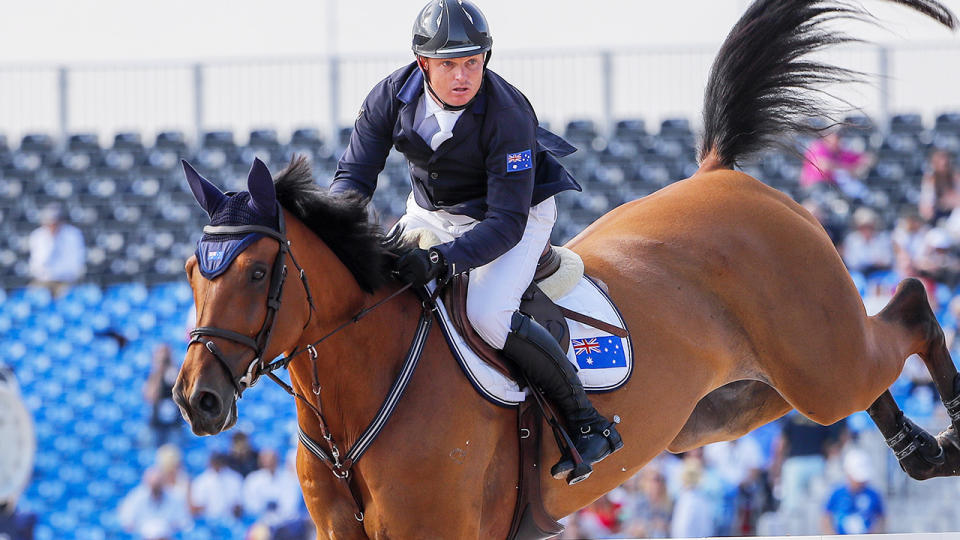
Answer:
[{"left": 2, "top": 43, "right": 959, "bottom": 147}]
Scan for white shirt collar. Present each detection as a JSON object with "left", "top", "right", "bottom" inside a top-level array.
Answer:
[
  {"left": 422, "top": 82, "right": 465, "bottom": 120},
  {"left": 423, "top": 83, "right": 445, "bottom": 118}
]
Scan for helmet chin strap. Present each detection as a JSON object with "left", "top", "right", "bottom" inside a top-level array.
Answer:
[{"left": 417, "top": 53, "right": 491, "bottom": 112}]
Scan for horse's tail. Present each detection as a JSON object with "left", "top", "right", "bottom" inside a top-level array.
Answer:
[{"left": 698, "top": 0, "right": 956, "bottom": 171}]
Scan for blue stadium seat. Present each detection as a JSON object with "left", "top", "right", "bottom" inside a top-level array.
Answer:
[
  {"left": 63, "top": 284, "right": 104, "bottom": 306},
  {"left": 890, "top": 113, "right": 924, "bottom": 134},
  {"left": 19, "top": 133, "right": 55, "bottom": 154},
  {"left": 11, "top": 286, "right": 52, "bottom": 308}
]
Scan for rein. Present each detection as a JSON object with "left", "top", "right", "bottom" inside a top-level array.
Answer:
[{"left": 187, "top": 212, "right": 434, "bottom": 525}]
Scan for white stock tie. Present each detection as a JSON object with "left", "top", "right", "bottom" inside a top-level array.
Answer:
[{"left": 430, "top": 110, "right": 459, "bottom": 150}]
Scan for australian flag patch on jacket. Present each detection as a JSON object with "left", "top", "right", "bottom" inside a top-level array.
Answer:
[{"left": 506, "top": 149, "right": 532, "bottom": 173}]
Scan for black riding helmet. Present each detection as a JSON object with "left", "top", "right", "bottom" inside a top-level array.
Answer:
[{"left": 412, "top": 0, "right": 493, "bottom": 111}]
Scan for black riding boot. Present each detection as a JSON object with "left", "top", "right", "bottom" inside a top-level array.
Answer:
[{"left": 502, "top": 311, "right": 623, "bottom": 484}]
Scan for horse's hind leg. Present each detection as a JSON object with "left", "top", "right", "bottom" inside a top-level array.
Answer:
[
  {"left": 867, "top": 278, "right": 960, "bottom": 479},
  {"left": 668, "top": 380, "right": 792, "bottom": 453}
]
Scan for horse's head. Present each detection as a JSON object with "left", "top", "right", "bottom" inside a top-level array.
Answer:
[{"left": 174, "top": 158, "right": 312, "bottom": 435}]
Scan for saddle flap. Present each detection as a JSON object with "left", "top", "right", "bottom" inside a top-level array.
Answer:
[
  {"left": 442, "top": 274, "right": 518, "bottom": 380},
  {"left": 441, "top": 274, "right": 571, "bottom": 384}
]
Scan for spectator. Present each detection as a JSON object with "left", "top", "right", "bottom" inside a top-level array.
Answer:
[
  {"left": 799, "top": 131, "right": 873, "bottom": 200},
  {"left": 942, "top": 296, "right": 960, "bottom": 355},
  {"left": 915, "top": 227, "right": 960, "bottom": 291},
  {"left": 244, "top": 449, "right": 314, "bottom": 540},
  {"left": 669, "top": 457, "right": 716, "bottom": 537},
  {"left": 226, "top": 431, "right": 260, "bottom": 477},
  {"left": 801, "top": 197, "right": 847, "bottom": 247},
  {"left": 118, "top": 469, "right": 192, "bottom": 540},
  {"left": 0, "top": 502, "right": 36, "bottom": 540},
  {"left": 27, "top": 203, "right": 85, "bottom": 296},
  {"left": 772, "top": 412, "right": 846, "bottom": 514},
  {"left": 822, "top": 449, "right": 885, "bottom": 534},
  {"left": 891, "top": 208, "right": 929, "bottom": 279},
  {"left": 154, "top": 444, "right": 190, "bottom": 502},
  {"left": 143, "top": 344, "right": 183, "bottom": 446},
  {"left": 841, "top": 207, "right": 893, "bottom": 276},
  {"left": 919, "top": 149, "right": 960, "bottom": 225},
  {"left": 574, "top": 494, "right": 622, "bottom": 538},
  {"left": 620, "top": 466, "right": 672, "bottom": 538},
  {"left": 902, "top": 353, "right": 938, "bottom": 401},
  {"left": 242, "top": 450, "right": 303, "bottom": 520},
  {"left": 190, "top": 452, "right": 244, "bottom": 520},
  {"left": 703, "top": 436, "right": 769, "bottom": 535}
]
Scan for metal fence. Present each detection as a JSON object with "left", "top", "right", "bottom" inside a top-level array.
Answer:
[{"left": 2, "top": 43, "right": 960, "bottom": 147}]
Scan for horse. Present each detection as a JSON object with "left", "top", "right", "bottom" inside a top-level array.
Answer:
[{"left": 172, "top": 0, "right": 959, "bottom": 538}]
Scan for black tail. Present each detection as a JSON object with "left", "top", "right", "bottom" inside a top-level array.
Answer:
[{"left": 699, "top": 0, "right": 956, "bottom": 169}]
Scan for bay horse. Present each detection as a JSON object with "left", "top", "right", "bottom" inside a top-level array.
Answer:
[{"left": 173, "top": 0, "right": 960, "bottom": 537}]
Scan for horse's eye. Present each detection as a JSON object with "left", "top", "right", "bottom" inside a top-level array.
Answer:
[{"left": 252, "top": 269, "right": 266, "bottom": 281}]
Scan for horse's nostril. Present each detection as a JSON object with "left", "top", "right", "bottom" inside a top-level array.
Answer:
[{"left": 196, "top": 391, "right": 222, "bottom": 417}]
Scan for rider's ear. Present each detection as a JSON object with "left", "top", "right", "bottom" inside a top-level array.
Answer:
[
  {"left": 246, "top": 157, "right": 277, "bottom": 219},
  {"left": 417, "top": 56, "right": 429, "bottom": 73},
  {"left": 182, "top": 159, "right": 227, "bottom": 218}
]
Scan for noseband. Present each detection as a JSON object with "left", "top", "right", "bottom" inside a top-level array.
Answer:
[{"left": 188, "top": 210, "right": 315, "bottom": 398}]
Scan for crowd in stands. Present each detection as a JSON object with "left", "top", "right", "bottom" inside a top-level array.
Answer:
[
  {"left": 4, "top": 112, "right": 960, "bottom": 538},
  {"left": 116, "top": 443, "right": 309, "bottom": 540}
]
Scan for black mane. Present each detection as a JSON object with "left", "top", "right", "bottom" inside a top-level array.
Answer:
[{"left": 273, "top": 156, "right": 404, "bottom": 293}]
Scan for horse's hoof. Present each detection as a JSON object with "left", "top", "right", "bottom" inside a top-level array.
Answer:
[
  {"left": 896, "top": 425, "right": 952, "bottom": 480},
  {"left": 934, "top": 426, "right": 960, "bottom": 476}
]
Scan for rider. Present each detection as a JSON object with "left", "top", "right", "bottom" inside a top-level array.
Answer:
[{"left": 330, "top": 0, "right": 622, "bottom": 484}]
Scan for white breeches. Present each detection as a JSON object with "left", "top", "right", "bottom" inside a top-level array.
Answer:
[{"left": 395, "top": 195, "right": 558, "bottom": 349}]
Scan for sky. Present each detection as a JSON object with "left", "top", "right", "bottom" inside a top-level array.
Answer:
[{"left": 2, "top": 0, "right": 959, "bottom": 65}]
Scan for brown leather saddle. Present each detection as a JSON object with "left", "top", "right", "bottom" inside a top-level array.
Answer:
[
  {"left": 442, "top": 248, "right": 567, "bottom": 380},
  {"left": 437, "top": 245, "right": 627, "bottom": 540},
  {"left": 442, "top": 245, "right": 627, "bottom": 380}
]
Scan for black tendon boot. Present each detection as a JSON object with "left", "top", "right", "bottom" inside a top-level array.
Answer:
[{"left": 502, "top": 312, "right": 623, "bottom": 484}]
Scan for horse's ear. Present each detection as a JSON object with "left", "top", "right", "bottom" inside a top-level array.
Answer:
[
  {"left": 246, "top": 157, "right": 277, "bottom": 219},
  {"left": 182, "top": 159, "right": 226, "bottom": 218}
]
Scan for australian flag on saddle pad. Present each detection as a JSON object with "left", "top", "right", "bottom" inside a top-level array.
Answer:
[{"left": 572, "top": 336, "right": 626, "bottom": 370}]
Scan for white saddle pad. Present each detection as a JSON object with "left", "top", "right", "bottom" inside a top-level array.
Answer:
[{"left": 432, "top": 275, "right": 633, "bottom": 407}]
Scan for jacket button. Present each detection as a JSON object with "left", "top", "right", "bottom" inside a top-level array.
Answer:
[{"left": 430, "top": 172, "right": 439, "bottom": 179}]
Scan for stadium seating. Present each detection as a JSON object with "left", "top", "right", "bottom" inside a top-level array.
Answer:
[
  {"left": 1, "top": 117, "right": 957, "bottom": 288},
  {"left": 3, "top": 281, "right": 299, "bottom": 540}
]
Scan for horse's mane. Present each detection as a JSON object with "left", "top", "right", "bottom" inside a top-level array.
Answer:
[
  {"left": 699, "top": 0, "right": 956, "bottom": 168},
  {"left": 273, "top": 156, "right": 404, "bottom": 293}
]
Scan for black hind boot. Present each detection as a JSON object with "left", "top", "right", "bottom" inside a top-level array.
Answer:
[{"left": 502, "top": 312, "right": 623, "bottom": 484}]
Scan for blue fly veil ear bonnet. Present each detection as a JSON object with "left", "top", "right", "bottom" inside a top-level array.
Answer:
[
  {"left": 183, "top": 157, "right": 314, "bottom": 396},
  {"left": 183, "top": 158, "right": 281, "bottom": 279}
]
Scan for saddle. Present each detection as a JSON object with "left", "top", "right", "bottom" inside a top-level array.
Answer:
[
  {"left": 437, "top": 245, "right": 627, "bottom": 540},
  {"left": 442, "top": 244, "right": 628, "bottom": 381},
  {"left": 442, "top": 246, "right": 570, "bottom": 381}
]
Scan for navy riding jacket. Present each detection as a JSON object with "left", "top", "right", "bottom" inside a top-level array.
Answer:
[{"left": 330, "top": 62, "right": 581, "bottom": 272}]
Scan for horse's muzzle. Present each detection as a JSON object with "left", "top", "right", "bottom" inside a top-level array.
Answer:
[{"left": 173, "top": 383, "right": 237, "bottom": 436}]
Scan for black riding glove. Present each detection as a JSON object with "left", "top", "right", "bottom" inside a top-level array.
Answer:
[{"left": 395, "top": 248, "right": 449, "bottom": 287}]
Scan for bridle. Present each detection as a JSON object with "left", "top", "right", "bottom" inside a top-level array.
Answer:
[
  {"left": 185, "top": 208, "right": 434, "bottom": 524},
  {"left": 188, "top": 209, "right": 316, "bottom": 398}
]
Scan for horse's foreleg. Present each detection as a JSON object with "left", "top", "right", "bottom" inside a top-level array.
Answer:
[
  {"left": 867, "top": 278, "right": 960, "bottom": 479},
  {"left": 667, "top": 380, "right": 792, "bottom": 453}
]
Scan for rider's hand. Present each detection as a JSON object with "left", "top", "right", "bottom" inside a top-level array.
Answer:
[{"left": 395, "top": 248, "right": 448, "bottom": 287}]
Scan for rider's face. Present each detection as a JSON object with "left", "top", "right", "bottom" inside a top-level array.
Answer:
[{"left": 421, "top": 54, "right": 484, "bottom": 107}]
